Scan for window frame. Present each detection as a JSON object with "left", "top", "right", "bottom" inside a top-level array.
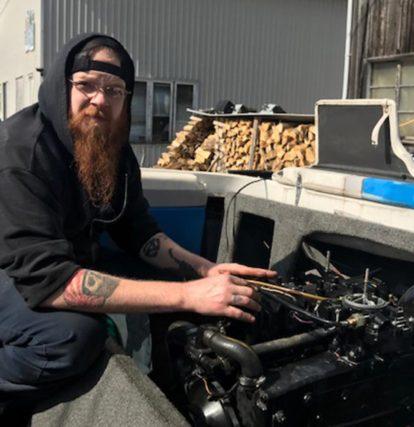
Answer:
[
  {"left": 27, "top": 73, "right": 34, "bottom": 105},
  {"left": 0, "top": 82, "right": 7, "bottom": 121},
  {"left": 15, "top": 75, "right": 25, "bottom": 113},
  {"left": 366, "top": 53, "right": 414, "bottom": 141}
]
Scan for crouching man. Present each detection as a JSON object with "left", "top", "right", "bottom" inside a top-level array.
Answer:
[{"left": 0, "top": 33, "right": 275, "bottom": 411}]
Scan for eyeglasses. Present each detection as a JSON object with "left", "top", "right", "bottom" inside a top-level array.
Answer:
[{"left": 69, "top": 79, "right": 131, "bottom": 101}]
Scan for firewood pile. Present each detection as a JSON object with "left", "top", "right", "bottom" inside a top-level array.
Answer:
[
  {"left": 156, "top": 115, "right": 316, "bottom": 172},
  {"left": 255, "top": 121, "right": 316, "bottom": 171},
  {"left": 156, "top": 116, "right": 214, "bottom": 170}
]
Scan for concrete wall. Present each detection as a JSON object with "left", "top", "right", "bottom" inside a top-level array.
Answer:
[{"left": 0, "top": 0, "right": 42, "bottom": 119}]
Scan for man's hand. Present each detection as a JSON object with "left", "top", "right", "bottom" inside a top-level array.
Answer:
[
  {"left": 183, "top": 274, "right": 261, "bottom": 323},
  {"left": 205, "top": 263, "right": 277, "bottom": 280}
]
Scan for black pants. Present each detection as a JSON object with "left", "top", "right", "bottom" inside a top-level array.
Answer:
[{"left": 0, "top": 269, "right": 107, "bottom": 410}]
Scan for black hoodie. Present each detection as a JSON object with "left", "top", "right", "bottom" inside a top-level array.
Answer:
[{"left": 0, "top": 33, "right": 160, "bottom": 308}]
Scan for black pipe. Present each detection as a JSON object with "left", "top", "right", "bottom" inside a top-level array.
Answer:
[
  {"left": 252, "top": 327, "right": 336, "bottom": 356},
  {"left": 166, "top": 321, "right": 199, "bottom": 346},
  {"left": 202, "top": 329, "right": 263, "bottom": 379}
]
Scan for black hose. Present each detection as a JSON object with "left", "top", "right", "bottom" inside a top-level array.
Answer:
[
  {"left": 202, "top": 329, "right": 263, "bottom": 379},
  {"left": 252, "top": 327, "right": 337, "bottom": 356},
  {"left": 263, "top": 290, "right": 346, "bottom": 327},
  {"left": 166, "top": 321, "right": 199, "bottom": 346}
]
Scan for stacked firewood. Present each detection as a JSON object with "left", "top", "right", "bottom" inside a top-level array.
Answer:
[
  {"left": 209, "top": 120, "right": 254, "bottom": 172},
  {"left": 254, "top": 121, "right": 316, "bottom": 171},
  {"left": 156, "top": 116, "right": 316, "bottom": 172},
  {"left": 156, "top": 116, "right": 214, "bottom": 169}
]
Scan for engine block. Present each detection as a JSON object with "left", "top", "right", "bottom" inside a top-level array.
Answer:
[{"left": 166, "top": 240, "right": 414, "bottom": 426}]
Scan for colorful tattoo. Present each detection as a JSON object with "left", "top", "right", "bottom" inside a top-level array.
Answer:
[{"left": 63, "top": 270, "right": 119, "bottom": 307}]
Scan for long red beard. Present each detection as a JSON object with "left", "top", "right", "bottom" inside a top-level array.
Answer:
[{"left": 69, "top": 105, "right": 128, "bottom": 206}]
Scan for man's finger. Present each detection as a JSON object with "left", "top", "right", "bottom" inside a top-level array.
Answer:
[
  {"left": 228, "top": 275, "right": 248, "bottom": 286},
  {"left": 224, "top": 306, "right": 255, "bottom": 323},
  {"left": 230, "top": 294, "right": 261, "bottom": 312},
  {"left": 242, "top": 267, "right": 277, "bottom": 278},
  {"left": 226, "top": 264, "right": 277, "bottom": 278},
  {"left": 230, "top": 284, "right": 261, "bottom": 302}
]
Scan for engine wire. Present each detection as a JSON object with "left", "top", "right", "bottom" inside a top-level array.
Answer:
[
  {"left": 291, "top": 312, "right": 314, "bottom": 324},
  {"left": 262, "top": 289, "right": 347, "bottom": 327},
  {"left": 197, "top": 374, "right": 214, "bottom": 396},
  {"left": 224, "top": 178, "right": 266, "bottom": 251},
  {"left": 258, "top": 286, "right": 297, "bottom": 301},
  {"left": 195, "top": 372, "right": 238, "bottom": 399},
  {"left": 247, "top": 279, "right": 330, "bottom": 302}
]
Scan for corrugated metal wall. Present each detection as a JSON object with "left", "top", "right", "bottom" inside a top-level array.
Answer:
[{"left": 42, "top": 0, "right": 347, "bottom": 114}]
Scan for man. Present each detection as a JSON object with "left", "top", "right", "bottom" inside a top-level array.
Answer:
[{"left": 0, "top": 33, "right": 275, "bottom": 409}]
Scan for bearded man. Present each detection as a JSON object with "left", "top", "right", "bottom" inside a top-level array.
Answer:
[{"left": 0, "top": 34, "right": 275, "bottom": 412}]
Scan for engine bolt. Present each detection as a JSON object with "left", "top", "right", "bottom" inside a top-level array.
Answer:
[
  {"left": 273, "top": 410, "right": 286, "bottom": 424},
  {"left": 303, "top": 393, "right": 312, "bottom": 405},
  {"left": 258, "top": 390, "right": 268, "bottom": 403}
]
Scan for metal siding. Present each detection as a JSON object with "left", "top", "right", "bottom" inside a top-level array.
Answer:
[{"left": 42, "top": 0, "right": 346, "bottom": 114}]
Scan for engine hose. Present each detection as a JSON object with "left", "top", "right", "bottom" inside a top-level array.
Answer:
[
  {"left": 166, "top": 321, "right": 199, "bottom": 346},
  {"left": 263, "top": 290, "right": 347, "bottom": 327},
  {"left": 252, "top": 327, "right": 337, "bottom": 356},
  {"left": 202, "top": 329, "right": 263, "bottom": 379}
]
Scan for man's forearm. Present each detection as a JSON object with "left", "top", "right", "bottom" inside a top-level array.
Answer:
[
  {"left": 139, "top": 232, "right": 215, "bottom": 279},
  {"left": 40, "top": 234, "right": 269, "bottom": 322},
  {"left": 42, "top": 266, "right": 262, "bottom": 323},
  {"left": 41, "top": 269, "right": 186, "bottom": 313}
]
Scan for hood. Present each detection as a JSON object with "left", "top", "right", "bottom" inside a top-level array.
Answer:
[{"left": 38, "top": 33, "right": 135, "bottom": 155}]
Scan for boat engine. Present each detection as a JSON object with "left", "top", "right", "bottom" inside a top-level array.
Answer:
[{"left": 166, "top": 241, "right": 414, "bottom": 426}]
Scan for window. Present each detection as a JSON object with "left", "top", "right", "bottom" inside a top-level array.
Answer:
[
  {"left": 130, "top": 82, "right": 146, "bottom": 143},
  {"left": 153, "top": 83, "right": 171, "bottom": 144},
  {"left": 175, "top": 84, "right": 194, "bottom": 134},
  {"left": 368, "top": 58, "right": 414, "bottom": 139},
  {"left": 129, "top": 80, "right": 196, "bottom": 144},
  {"left": 15, "top": 76, "right": 25, "bottom": 112}
]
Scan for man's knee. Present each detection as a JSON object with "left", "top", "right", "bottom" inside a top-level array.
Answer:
[
  {"left": 42, "top": 312, "right": 108, "bottom": 380},
  {"left": 0, "top": 312, "right": 107, "bottom": 385}
]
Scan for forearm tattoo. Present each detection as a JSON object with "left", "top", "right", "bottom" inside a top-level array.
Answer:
[
  {"left": 168, "top": 249, "right": 199, "bottom": 280},
  {"left": 141, "top": 234, "right": 199, "bottom": 280},
  {"left": 142, "top": 234, "right": 167, "bottom": 258},
  {"left": 64, "top": 270, "right": 119, "bottom": 307}
]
